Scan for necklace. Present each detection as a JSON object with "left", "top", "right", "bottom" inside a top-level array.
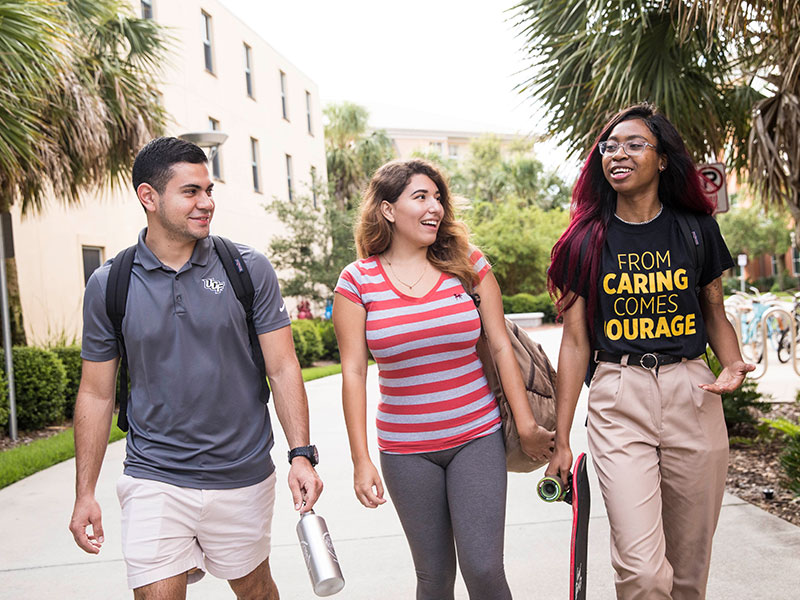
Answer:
[
  {"left": 383, "top": 255, "right": 428, "bottom": 290},
  {"left": 615, "top": 203, "right": 663, "bottom": 225}
]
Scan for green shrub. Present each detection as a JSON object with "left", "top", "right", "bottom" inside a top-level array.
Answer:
[
  {"left": 51, "top": 345, "right": 82, "bottom": 418},
  {"left": 705, "top": 350, "right": 770, "bottom": 431},
  {"left": 509, "top": 293, "right": 538, "bottom": 314},
  {"left": 763, "top": 417, "right": 800, "bottom": 496},
  {"left": 722, "top": 276, "right": 741, "bottom": 296},
  {"left": 0, "top": 347, "right": 67, "bottom": 430},
  {"left": 316, "top": 319, "right": 339, "bottom": 361},
  {"left": 770, "top": 271, "right": 798, "bottom": 292},
  {"left": 530, "top": 292, "right": 557, "bottom": 323},
  {"left": 291, "top": 320, "right": 323, "bottom": 367},
  {"left": 505, "top": 292, "right": 556, "bottom": 322}
]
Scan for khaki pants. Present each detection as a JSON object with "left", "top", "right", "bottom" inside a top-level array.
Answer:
[{"left": 587, "top": 357, "right": 728, "bottom": 600}]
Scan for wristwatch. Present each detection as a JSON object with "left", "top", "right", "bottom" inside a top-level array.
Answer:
[{"left": 288, "top": 445, "right": 319, "bottom": 467}]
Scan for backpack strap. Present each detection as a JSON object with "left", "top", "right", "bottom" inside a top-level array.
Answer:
[
  {"left": 105, "top": 245, "right": 136, "bottom": 432},
  {"left": 676, "top": 211, "right": 704, "bottom": 295},
  {"left": 212, "top": 235, "right": 271, "bottom": 405}
]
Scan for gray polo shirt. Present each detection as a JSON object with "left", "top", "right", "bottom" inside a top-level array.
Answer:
[{"left": 81, "top": 229, "right": 291, "bottom": 489}]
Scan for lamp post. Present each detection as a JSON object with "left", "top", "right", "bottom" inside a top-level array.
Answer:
[
  {"left": 178, "top": 131, "right": 228, "bottom": 163},
  {"left": 0, "top": 212, "right": 17, "bottom": 440}
]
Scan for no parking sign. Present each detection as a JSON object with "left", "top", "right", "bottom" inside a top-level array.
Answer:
[{"left": 698, "top": 162, "right": 729, "bottom": 214}]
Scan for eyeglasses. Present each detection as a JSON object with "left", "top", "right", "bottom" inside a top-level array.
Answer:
[{"left": 598, "top": 140, "right": 657, "bottom": 156}]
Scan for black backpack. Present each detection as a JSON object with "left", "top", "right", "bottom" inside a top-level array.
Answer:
[{"left": 105, "top": 235, "right": 270, "bottom": 431}]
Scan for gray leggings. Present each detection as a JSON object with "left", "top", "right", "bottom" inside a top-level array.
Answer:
[{"left": 380, "top": 430, "right": 512, "bottom": 600}]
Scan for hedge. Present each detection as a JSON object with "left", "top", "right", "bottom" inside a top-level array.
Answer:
[
  {"left": 50, "top": 345, "right": 82, "bottom": 418},
  {"left": 0, "top": 347, "right": 67, "bottom": 430},
  {"left": 502, "top": 292, "right": 557, "bottom": 323},
  {"left": 316, "top": 319, "right": 340, "bottom": 361},
  {"left": 291, "top": 320, "right": 324, "bottom": 367}
]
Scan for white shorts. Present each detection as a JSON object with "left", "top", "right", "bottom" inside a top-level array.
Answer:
[{"left": 116, "top": 472, "right": 277, "bottom": 590}]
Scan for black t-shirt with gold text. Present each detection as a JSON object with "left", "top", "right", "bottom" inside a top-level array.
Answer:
[{"left": 590, "top": 206, "right": 733, "bottom": 358}]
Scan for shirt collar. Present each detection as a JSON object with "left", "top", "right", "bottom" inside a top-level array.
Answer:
[{"left": 135, "top": 228, "right": 213, "bottom": 271}]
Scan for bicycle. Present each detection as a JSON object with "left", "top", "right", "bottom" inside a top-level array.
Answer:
[
  {"left": 728, "top": 289, "right": 784, "bottom": 363},
  {"left": 777, "top": 292, "right": 800, "bottom": 364}
]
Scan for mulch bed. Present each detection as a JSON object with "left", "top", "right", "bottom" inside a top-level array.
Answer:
[
  {"left": 0, "top": 422, "right": 72, "bottom": 452},
  {"left": 726, "top": 401, "right": 800, "bottom": 527}
]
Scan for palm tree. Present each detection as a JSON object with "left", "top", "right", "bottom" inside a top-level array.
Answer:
[
  {"left": 0, "top": 0, "right": 168, "bottom": 343},
  {"left": 511, "top": 1, "right": 798, "bottom": 219},
  {"left": 669, "top": 1, "right": 800, "bottom": 228},
  {"left": 324, "top": 102, "right": 393, "bottom": 210}
]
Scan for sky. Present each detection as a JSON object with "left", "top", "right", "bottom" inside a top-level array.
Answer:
[{"left": 217, "top": 0, "right": 578, "bottom": 176}]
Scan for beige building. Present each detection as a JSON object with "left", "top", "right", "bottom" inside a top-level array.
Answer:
[
  {"left": 13, "top": 0, "right": 325, "bottom": 344},
  {"left": 381, "top": 126, "right": 535, "bottom": 163}
]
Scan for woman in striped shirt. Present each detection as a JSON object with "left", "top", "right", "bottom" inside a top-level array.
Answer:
[{"left": 334, "top": 159, "right": 554, "bottom": 599}]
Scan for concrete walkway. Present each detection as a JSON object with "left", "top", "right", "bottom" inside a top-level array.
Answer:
[{"left": 1, "top": 326, "right": 799, "bottom": 599}]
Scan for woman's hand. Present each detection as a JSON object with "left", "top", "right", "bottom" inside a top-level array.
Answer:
[
  {"left": 353, "top": 460, "right": 387, "bottom": 509},
  {"left": 519, "top": 422, "right": 555, "bottom": 463},
  {"left": 545, "top": 443, "right": 573, "bottom": 485},
  {"left": 699, "top": 360, "right": 756, "bottom": 395}
]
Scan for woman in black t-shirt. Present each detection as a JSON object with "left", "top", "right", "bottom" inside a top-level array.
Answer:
[{"left": 547, "top": 104, "right": 754, "bottom": 600}]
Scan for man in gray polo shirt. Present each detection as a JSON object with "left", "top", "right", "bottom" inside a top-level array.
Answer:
[{"left": 69, "top": 137, "right": 323, "bottom": 599}]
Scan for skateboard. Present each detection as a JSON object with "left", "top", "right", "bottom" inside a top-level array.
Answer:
[
  {"left": 536, "top": 452, "right": 590, "bottom": 600},
  {"left": 566, "top": 453, "right": 590, "bottom": 600}
]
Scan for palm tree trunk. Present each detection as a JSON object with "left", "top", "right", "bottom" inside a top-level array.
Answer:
[{"left": 4, "top": 256, "right": 26, "bottom": 346}]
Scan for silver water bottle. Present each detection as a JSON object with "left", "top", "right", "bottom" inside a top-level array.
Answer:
[{"left": 296, "top": 510, "right": 345, "bottom": 596}]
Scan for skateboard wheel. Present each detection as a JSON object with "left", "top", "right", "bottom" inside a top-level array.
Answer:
[{"left": 537, "top": 476, "right": 567, "bottom": 502}]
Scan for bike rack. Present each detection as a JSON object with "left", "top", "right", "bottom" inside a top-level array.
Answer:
[
  {"left": 725, "top": 308, "right": 742, "bottom": 343},
  {"left": 747, "top": 306, "right": 798, "bottom": 379}
]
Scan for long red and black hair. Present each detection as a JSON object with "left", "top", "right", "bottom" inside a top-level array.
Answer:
[{"left": 548, "top": 103, "right": 715, "bottom": 331}]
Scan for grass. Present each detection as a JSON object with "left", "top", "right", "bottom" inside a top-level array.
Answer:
[
  {"left": 0, "top": 414, "right": 126, "bottom": 489},
  {"left": 0, "top": 362, "right": 349, "bottom": 489}
]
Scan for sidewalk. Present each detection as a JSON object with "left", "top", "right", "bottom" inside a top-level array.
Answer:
[{"left": 1, "top": 326, "right": 799, "bottom": 599}]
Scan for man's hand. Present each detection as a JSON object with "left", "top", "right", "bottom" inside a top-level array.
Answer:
[
  {"left": 69, "top": 494, "right": 104, "bottom": 554},
  {"left": 699, "top": 360, "right": 756, "bottom": 395},
  {"left": 289, "top": 458, "right": 323, "bottom": 513}
]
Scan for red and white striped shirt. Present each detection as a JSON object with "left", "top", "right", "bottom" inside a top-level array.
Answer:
[{"left": 335, "top": 249, "right": 501, "bottom": 454}]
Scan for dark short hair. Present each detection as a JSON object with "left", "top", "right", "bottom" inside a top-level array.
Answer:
[{"left": 131, "top": 137, "right": 208, "bottom": 193}]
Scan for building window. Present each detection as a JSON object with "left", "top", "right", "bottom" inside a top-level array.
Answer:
[
  {"left": 208, "top": 117, "right": 222, "bottom": 180},
  {"left": 141, "top": 0, "right": 154, "bottom": 19},
  {"left": 430, "top": 142, "right": 443, "bottom": 155},
  {"left": 793, "top": 247, "right": 800, "bottom": 276},
  {"left": 250, "top": 138, "right": 261, "bottom": 192},
  {"left": 244, "top": 43, "right": 254, "bottom": 98},
  {"left": 286, "top": 154, "right": 294, "bottom": 201},
  {"left": 280, "top": 70, "right": 288, "bottom": 120},
  {"left": 310, "top": 166, "right": 318, "bottom": 208},
  {"left": 770, "top": 254, "right": 778, "bottom": 276},
  {"left": 82, "top": 246, "right": 104, "bottom": 286},
  {"left": 202, "top": 11, "right": 214, "bottom": 73},
  {"left": 449, "top": 145, "right": 459, "bottom": 159},
  {"left": 305, "top": 91, "right": 313, "bottom": 135}
]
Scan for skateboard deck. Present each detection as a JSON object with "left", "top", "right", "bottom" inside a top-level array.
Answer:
[{"left": 565, "top": 452, "right": 590, "bottom": 600}]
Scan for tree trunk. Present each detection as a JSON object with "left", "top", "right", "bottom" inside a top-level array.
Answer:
[{"left": 4, "top": 256, "right": 26, "bottom": 346}]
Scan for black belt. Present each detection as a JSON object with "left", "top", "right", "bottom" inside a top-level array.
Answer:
[{"left": 595, "top": 350, "right": 683, "bottom": 370}]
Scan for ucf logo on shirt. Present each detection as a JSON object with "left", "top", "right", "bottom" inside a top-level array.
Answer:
[{"left": 601, "top": 250, "right": 697, "bottom": 341}]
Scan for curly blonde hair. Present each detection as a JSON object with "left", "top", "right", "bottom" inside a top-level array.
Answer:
[{"left": 355, "top": 159, "right": 477, "bottom": 288}]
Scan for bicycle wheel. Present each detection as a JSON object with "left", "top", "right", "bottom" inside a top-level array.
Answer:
[
  {"left": 766, "top": 314, "right": 785, "bottom": 352},
  {"left": 741, "top": 325, "right": 764, "bottom": 363},
  {"left": 778, "top": 329, "right": 792, "bottom": 363}
]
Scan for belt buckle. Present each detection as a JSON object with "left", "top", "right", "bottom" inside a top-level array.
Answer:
[{"left": 640, "top": 353, "right": 658, "bottom": 370}]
